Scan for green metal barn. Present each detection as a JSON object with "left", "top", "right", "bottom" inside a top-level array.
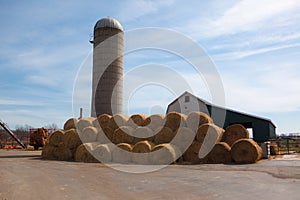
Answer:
[{"left": 167, "top": 91, "right": 276, "bottom": 143}]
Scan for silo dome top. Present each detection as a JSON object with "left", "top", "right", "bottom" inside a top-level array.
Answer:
[{"left": 94, "top": 17, "right": 123, "bottom": 31}]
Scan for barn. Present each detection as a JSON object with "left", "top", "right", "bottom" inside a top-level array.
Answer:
[{"left": 167, "top": 91, "right": 276, "bottom": 143}]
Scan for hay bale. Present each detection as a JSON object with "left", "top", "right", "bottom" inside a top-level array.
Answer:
[
  {"left": 108, "top": 114, "right": 129, "bottom": 131},
  {"left": 76, "top": 117, "right": 95, "bottom": 133},
  {"left": 30, "top": 128, "right": 48, "bottom": 147},
  {"left": 206, "top": 142, "right": 232, "bottom": 164},
  {"left": 63, "top": 128, "right": 82, "bottom": 150},
  {"left": 96, "top": 114, "right": 112, "bottom": 129},
  {"left": 64, "top": 118, "right": 79, "bottom": 130},
  {"left": 48, "top": 130, "right": 65, "bottom": 146},
  {"left": 132, "top": 141, "right": 155, "bottom": 164},
  {"left": 221, "top": 124, "right": 249, "bottom": 147},
  {"left": 231, "top": 139, "right": 263, "bottom": 164},
  {"left": 182, "top": 141, "right": 204, "bottom": 164},
  {"left": 183, "top": 141, "right": 210, "bottom": 164},
  {"left": 41, "top": 143, "right": 56, "bottom": 160},
  {"left": 52, "top": 143, "right": 73, "bottom": 161},
  {"left": 92, "top": 118, "right": 101, "bottom": 129},
  {"left": 113, "top": 126, "right": 135, "bottom": 144},
  {"left": 101, "top": 127, "right": 114, "bottom": 142},
  {"left": 197, "top": 123, "right": 223, "bottom": 159},
  {"left": 153, "top": 126, "right": 175, "bottom": 144},
  {"left": 132, "top": 126, "right": 154, "bottom": 143},
  {"left": 93, "top": 143, "right": 115, "bottom": 163},
  {"left": 171, "top": 127, "right": 196, "bottom": 152},
  {"left": 149, "top": 143, "right": 181, "bottom": 165},
  {"left": 74, "top": 142, "right": 100, "bottom": 163},
  {"left": 164, "top": 112, "right": 187, "bottom": 131},
  {"left": 144, "top": 114, "right": 165, "bottom": 130},
  {"left": 112, "top": 143, "right": 133, "bottom": 164},
  {"left": 196, "top": 123, "right": 223, "bottom": 143},
  {"left": 186, "top": 112, "right": 213, "bottom": 133},
  {"left": 81, "top": 126, "right": 99, "bottom": 143},
  {"left": 126, "top": 114, "right": 148, "bottom": 128},
  {"left": 96, "top": 128, "right": 111, "bottom": 144}
]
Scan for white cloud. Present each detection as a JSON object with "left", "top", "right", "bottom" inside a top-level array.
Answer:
[
  {"left": 211, "top": 0, "right": 300, "bottom": 35},
  {"left": 0, "top": 99, "right": 44, "bottom": 106},
  {"left": 183, "top": 0, "right": 300, "bottom": 39},
  {"left": 213, "top": 42, "right": 300, "bottom": 60}
]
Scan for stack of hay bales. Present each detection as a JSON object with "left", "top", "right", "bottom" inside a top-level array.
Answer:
[
  {"left": 29, "top": 128, "right": 49, "bottom": 149},
  {"left": 42, "top": 112, "right": 263, "bottom": 165},
  {"left": 42, "top": 130, "right": 73, "bottom": 161}
]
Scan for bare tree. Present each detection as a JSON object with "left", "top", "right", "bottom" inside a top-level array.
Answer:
[{"left": 44, "top": 123, "right": 59, "bottom": 130}]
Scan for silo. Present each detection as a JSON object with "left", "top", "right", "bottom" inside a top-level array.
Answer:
[{"left": 91, "top": 17, "right": 124, "bottom": 117}]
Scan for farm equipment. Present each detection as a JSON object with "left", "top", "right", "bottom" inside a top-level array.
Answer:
[
  {"left": 0, "top": 119, "right": 26, "bottom": 148},
  {"left": 29, "top": 128, "right": 49, "bottom": 150}
]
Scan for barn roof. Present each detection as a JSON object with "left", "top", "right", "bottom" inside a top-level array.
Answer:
[{"left": 167, "top": 91, "right": 276, "bottom": 128}]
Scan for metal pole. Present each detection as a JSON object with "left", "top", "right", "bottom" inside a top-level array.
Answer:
[
  {"left": 287, "top": 139, "right": 290, "bottom": 154},
  {"left": 79, "top": 108, "right": 83, "bottom": 119}
]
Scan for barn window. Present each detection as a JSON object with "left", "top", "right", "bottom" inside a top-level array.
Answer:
[{"left": 185, "top": 96, "right": 190, "bottom": 102}]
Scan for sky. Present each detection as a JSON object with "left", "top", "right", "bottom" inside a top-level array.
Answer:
[{"left": 0, "top": 0, "right": 300, "bottom": 134}]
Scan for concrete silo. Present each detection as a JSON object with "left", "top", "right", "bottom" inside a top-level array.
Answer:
[{"left": 91, "top": 17, "right": 124, "bottom": 117}]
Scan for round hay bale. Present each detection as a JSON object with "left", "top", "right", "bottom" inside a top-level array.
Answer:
[
  {"left": 206, "top": 142, "right": 232, "bottom": 164},
  {"left": 112, "top": 143, "right": 133, "bottom": 164},
  {"left": 222, "top": 124, "right": 249, "bottom": 147},
  {"left": 186, "top": 112, "right": 213, "bottom": 133},
  {"left": 182, "top": 141, "right": 205, "bottom": 164},
  {"left": 196, "top": 123, "right": 223, "bottom": 143},
  {"left": 220, "top": 128, "right": 225, "bottom": 134},
  {"left": 48, "top": 130, "right": 65, "bottom": 146},
  {"left": 144, "top": 114, "right": 165, "bottom": 131},
  {"left": 92, "top": 118, "right": 101, "bottom": 129},
  {"left": 164, "top": 112, "right": 187, "bottom": 131},
  {"left": 96, "top": 128, "right": 111, "bottom": 144},
  {"left": 93, "top": 143, "right": 115, "bottom": 163},
  {"left": 41, "top": 143, "right": 56, "bottom": 160},
  {"left": 149, "top": 143, "right": 181, "bottom": 165},
  {"left": 132, "top": 141, "right": 155, "bottom": 164},
  {"left": 132, "top": 126, "right": 154, "bottom": 143},
  {"left": 113, "top": 126, "right": 135, "bottom": 144},
  {"left": 63, "top": 128, "right": 82, "bottom": 150},
  {"left": 96, "top": 114, "right": 112, "bottom": 129},
  {"left": 74, "top": 143, "right": 99, "bottom": 163},
  {"left": 171, "top": 127, "right": 196, "bottom": 152},
  {"left": 153, "top": 126, "right": 175, "bottom": 144},
  {"left": 63, "top": 118, "right": 79, "bottom": 131},
  {"left": 101, "top": 126, "right": 114, "bottom": 142},
  {"left": 81, "top": 126, "right": 99, "bottom": 143},
  {"left": 197, "top": 124, "right": 223, "bottom": 159},
  {"left": 126, "top": 114, "right": 148, "bottom": 128},
  {"left": 52, "top": 143, "right": 73, "bottom": 161},
  {"left": 231, "top": 139, "right": 263, "bottom": 164},
  {"left": 108, "top": 114, "right": 129, "bottom": 131},
  {"left": 76, "top": 117, "right": 95, "bottom": 133}
]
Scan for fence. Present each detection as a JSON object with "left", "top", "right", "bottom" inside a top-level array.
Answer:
[{"left": 270, "top": 136, "right": 300, "bottom": 155}]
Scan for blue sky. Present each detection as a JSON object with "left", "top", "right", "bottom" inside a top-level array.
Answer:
[{"left": 0, "top": 0, "right": 299, "bottom": 134}]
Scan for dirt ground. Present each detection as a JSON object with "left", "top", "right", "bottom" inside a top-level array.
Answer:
[{"left": 0, "top": 150, "right": 300, "bottom": 200}]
